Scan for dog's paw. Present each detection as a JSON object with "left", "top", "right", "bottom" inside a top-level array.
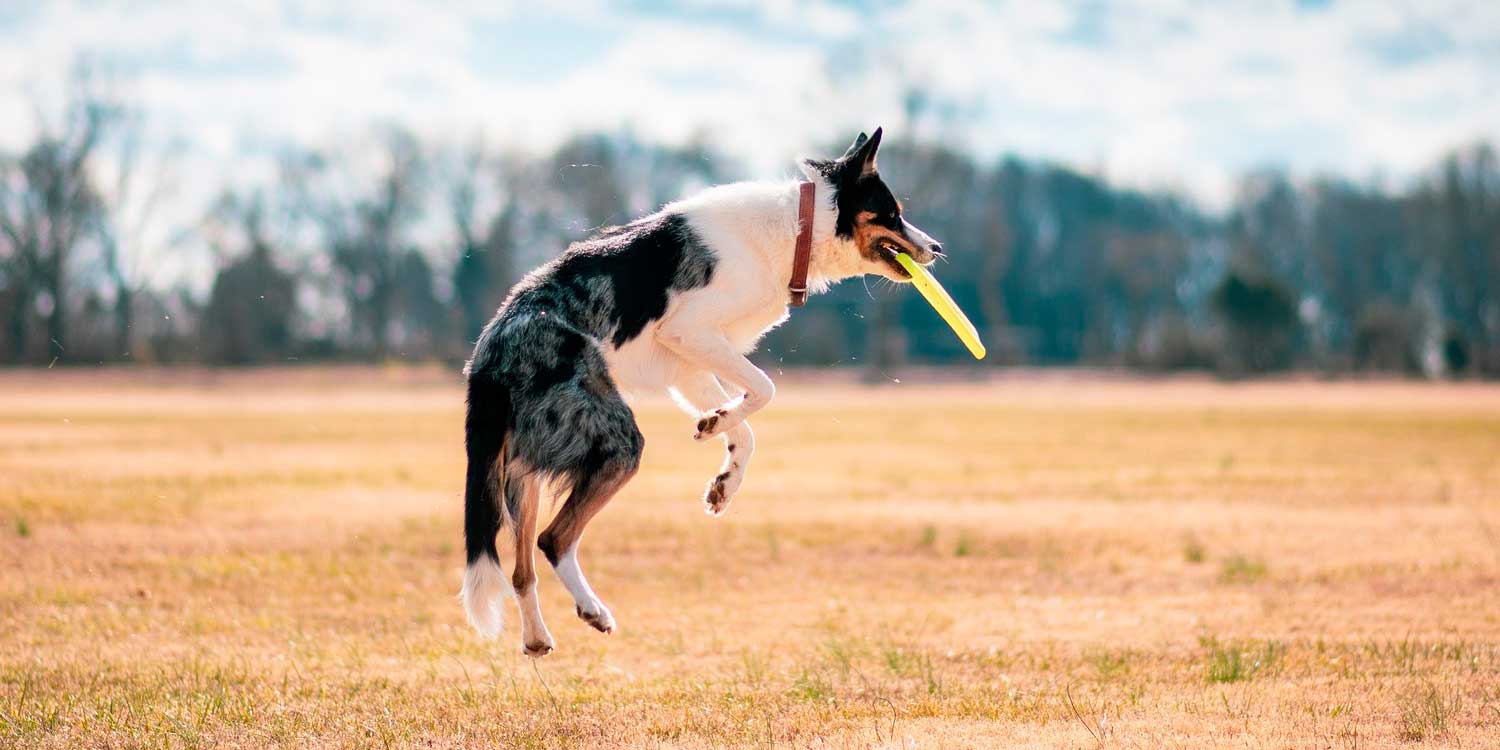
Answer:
[
  {"left": 702, "top": 470, "right": 734, "bottom": 516},
  {"left": 576, "top": 602, "right": 616, "bottom": 634},
  {"left": 694, "top": 408, "right": 731, "bottom": 440},
  {"left": 522, "top": 637, "right": 554, "bottom": 658}
]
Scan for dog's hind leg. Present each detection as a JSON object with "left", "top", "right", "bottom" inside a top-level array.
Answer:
[
  {"left": 505, "top": 466, "right": 553, "bottom": 657},
  {"left": 671, "top": 369, "right": 754, "bottom": 516},
  {"left": 538, "top": 422, "right": 642, "bottom": 635}
]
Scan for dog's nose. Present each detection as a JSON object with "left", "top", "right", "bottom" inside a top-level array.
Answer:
[{"left": 930, "top": 242, "right": 944, "bottom": 256}]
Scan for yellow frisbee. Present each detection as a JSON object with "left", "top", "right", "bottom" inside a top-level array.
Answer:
[{"left": 892, "top": 252, "right": 987, "bottom": 360}]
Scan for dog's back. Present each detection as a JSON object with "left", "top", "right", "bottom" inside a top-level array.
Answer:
[{"left": 481, "top": 212, "right": 718, "bottom": 354}]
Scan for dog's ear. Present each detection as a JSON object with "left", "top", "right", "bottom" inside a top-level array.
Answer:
[
  {"left": 849, "top": 127, "right": 882, "bottom": 176},
  {"left": 798, "top": 156, "right": 835, "bottom": 182},
  {"left": 801, "top": 128, "right": 882, "bottom": 183},
  {"left": 841, "top": 132, "right": 869, "bottom": 160}
]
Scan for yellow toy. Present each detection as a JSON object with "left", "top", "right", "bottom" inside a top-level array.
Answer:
[{"left": 891, "top": 252, "right": 987, "bottom": 360}]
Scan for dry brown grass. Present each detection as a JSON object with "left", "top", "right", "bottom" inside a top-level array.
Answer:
[{"left": 2, "top": 368, "right": 1498, "bottom": 748}]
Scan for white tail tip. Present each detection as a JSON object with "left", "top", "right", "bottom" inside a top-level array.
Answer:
[{"left": 460, "top": 556, "right": 510, "bottom": 638}]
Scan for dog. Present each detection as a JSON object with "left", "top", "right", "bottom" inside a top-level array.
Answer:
[{"left": 460, "top": 127, "right": 945, "bottom": 656}]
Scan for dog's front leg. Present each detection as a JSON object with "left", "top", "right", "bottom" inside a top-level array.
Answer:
[
  {"left": 672, "top": 370, "right": 755, "bottom": 515},
  {"left": 658, "top": 323, "right": 774, "bottom": 443}
]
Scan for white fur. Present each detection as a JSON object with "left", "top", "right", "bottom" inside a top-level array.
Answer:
[
  {"left": 460, "top": 555, "right": 511, "bottom": 638},
  {"left": 515, "top": 583, "right": 554, "bottom": 655},
  {"left": 901, "top": 218, "right": 938, "bottom": 250},
  {"left": 555, "top": 546, "right": 615, "bottom": 631}
]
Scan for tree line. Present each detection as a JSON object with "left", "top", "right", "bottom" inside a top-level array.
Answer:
[{"left": 2, "top": 85, "right": 1498, "bottom": 377}]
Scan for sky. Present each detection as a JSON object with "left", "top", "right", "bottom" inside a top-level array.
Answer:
[{"left": 1, "top": 0, "right": 1498, "bottom": 214}]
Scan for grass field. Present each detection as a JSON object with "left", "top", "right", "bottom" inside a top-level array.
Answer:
[{"left": 2, "top": 369, "right": 1498, "bottom": 748}]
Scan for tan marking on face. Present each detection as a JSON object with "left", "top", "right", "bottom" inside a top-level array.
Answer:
[{"left": 852, "top": 210, "right": 921, "bottom": 262}]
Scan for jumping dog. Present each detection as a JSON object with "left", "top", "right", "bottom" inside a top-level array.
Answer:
[{"left": 461, "top": 128, "right": 945, "bottom": 656}]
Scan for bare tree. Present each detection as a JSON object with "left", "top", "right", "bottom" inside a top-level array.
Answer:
[
  {"left": 548, "top": 134, "right": 629, "bottom": 232},
  {"left": 1101, "top": 227, "right": 1188, "bottom": 360},
  {"left": 1411, "top": 143, "right": 1500, "bottom": 372},
  {"left": 94, "top": 114, "right": 180, "bottom": 361},
  {"left": 446, "top": 142, "right": 518, "bottom": 346},
  {"left": 0, "top": 74, "right": 118, "bottom": 363},
  {"left": 199, "top": 192, "right": 297, "bottom": 364},
  {"left": 290, "top": 128, "right": 429, "bottom": 360}
]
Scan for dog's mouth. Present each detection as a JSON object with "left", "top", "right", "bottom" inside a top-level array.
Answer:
[{"left": 877, "top": 241, "right": 915, "bottom": 280}]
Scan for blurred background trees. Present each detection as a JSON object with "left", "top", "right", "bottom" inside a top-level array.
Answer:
[
  {"left": 0, "top": 77, "right": 116, "bottom": 365},
  {"left": 1, "top": 83, "right": 1498, "bottom": 378},
  {"left": 198, "top": 192, "right": 297, "bottom": 365}
]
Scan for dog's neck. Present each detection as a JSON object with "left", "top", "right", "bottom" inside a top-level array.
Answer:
[
  {"left": 668, "top": 177, "right": 869, "bottom": 302},
  {"left": 798, "top": 177, "right": 866, "bottom": 294}
]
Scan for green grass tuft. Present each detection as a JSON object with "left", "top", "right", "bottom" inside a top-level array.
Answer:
[
  {"left": 1086, "top": 649, "right": 1132, "bottom": 680},
  {"left": 881, "top": 643, "right": 914, "bottom": 677},
  {"left": 954, "top": 533, "right": 973, "bottom": 558},
  {"left": 1202, "top": 637, "right": 1284, "bottom": 683},
  {"left": 1183, "top": 536, "right": 1205, "bottom": 564},
  {"left": 1399, "top": 683, "right": 1461, "bottom": 742},
  {"left": 1219, "top": 554, "right": 1267, "bottom": 584},
  {"left": 919, "top": 524, "right": 937, "bottom": 548},
  {"left": 791, "top": 669, "right": 834, "bottom": 703}
]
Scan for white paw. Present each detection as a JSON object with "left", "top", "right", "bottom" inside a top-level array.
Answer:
[
  {"left": 694, "top": 408, "right": 732, "bottom": 440},
  {"left": 576, "top": 601, "right": 616, "bottom": 634},
  {"left": 522, "top": 634, "right": 554, "bottom": 658},
  {"left": 702, "top": 468, "right": 742, "bottom": 516}
]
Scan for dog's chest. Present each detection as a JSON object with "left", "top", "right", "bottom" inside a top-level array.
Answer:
[
  {"left": 597, "top": 300, "right": 788, "bottom": 394},
  {"left": 724, "top": 302, "right": 790, "bottom": 354}
]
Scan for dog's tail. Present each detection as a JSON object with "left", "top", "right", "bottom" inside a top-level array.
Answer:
[{"left": 460, "top": 373, "right": 512, "bottom": 638}]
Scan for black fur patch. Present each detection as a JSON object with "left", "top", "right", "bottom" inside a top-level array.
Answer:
[
  {"left": 545, "top": 213, "right": 716, "bottom": 348},
  {"left": 835, "top": 175, "right": 903, "bottom": 237},
  {"left": 522, "top": 322, "right": 586, "bottom": 393},
  {"left": 462, "top": 374, "right": 509, "bottom": 565}
]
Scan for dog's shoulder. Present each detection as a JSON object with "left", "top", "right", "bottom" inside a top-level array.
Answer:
[{"left": 501, "top": 210, "right": 718, "bottom": 348}]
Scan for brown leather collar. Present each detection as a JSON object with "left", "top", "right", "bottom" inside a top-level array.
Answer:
[{"left": 789, "top": 181, "right": 815, "bottom": 307}]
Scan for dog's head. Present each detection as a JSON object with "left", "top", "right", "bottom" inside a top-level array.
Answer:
[{"left": 801, "top": 127, "right": 944, "bottom": 282}]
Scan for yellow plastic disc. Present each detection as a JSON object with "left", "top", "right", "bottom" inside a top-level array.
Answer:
[{"left": 891, "top": 252, "right": 987, "bottom": 360}]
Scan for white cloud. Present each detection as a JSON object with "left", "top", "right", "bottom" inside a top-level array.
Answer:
[{"left": 2, "top": 0, "right": 1498, "bottom": 230}]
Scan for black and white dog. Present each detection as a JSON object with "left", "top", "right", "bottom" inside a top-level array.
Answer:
[{"left": 462, "top": 128, "right": 944, "bottom": 656}]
